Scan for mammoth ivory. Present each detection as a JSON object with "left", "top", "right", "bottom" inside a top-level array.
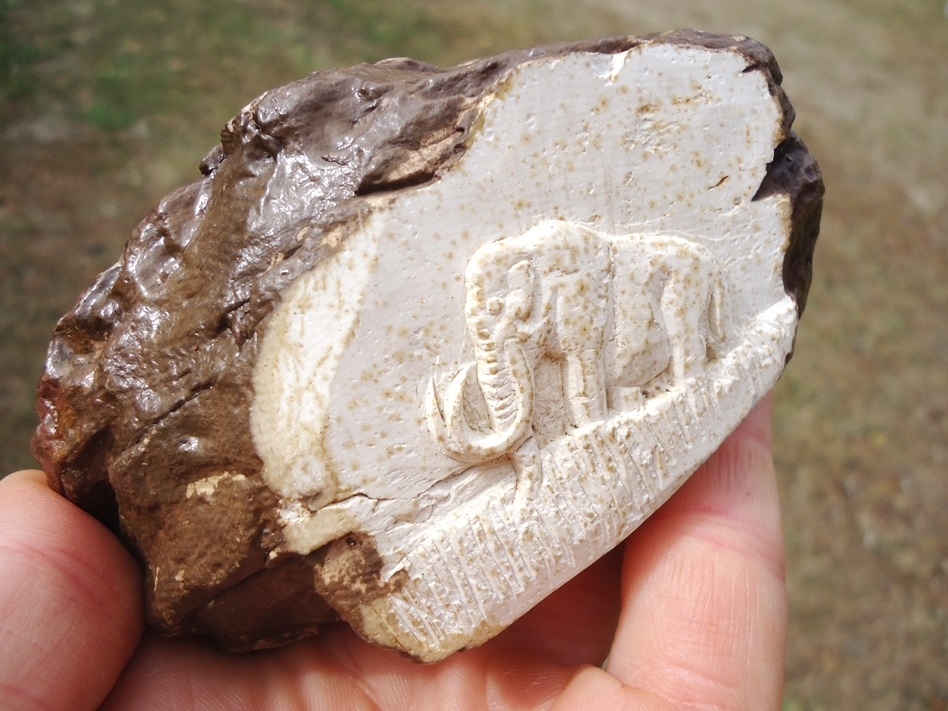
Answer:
[{"left": 32, "top": 31, "right": 823, "bottom": 662}]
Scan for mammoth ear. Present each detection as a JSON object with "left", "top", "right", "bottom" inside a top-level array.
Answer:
[{"left": 506, "top": 259, "right": 534, "bottom": 319}]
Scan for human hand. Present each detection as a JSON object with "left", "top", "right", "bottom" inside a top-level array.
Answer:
[{"left": 0, "top": 393, "right": 786, "bottom": 710}]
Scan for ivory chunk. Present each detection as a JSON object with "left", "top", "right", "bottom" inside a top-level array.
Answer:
[{"left": 33, "top": 31, "right": 823, "bottom": 661}]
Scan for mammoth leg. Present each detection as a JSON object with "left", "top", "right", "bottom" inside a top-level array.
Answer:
[
  {"left": 661, "top": 267, "right": 712, "bottom": 382},
  {"left": 552, "top": 235, "right": 609, "bottom": 428},
  {"left": 510, "top": 436, "right": 541, "bottom": 509},
  {"left": 561, "top": 349, "right": 607, "bottom": 427}
]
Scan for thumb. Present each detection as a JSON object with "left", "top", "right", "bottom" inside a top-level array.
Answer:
[{"left": 0, "top": 470, "right": 144, "bottom": 711}]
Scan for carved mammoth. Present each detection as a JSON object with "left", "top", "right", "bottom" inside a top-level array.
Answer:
[{"left": 426, "top": 220, "right": 728, "bottom": 463}]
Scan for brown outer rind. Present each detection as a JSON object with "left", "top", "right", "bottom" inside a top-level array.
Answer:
[
  {"left": 31, "top": 31, "right": 822, "bottom": 650},
  {"left": 754, "top": 133, "right": 824, "bottom": 317}
]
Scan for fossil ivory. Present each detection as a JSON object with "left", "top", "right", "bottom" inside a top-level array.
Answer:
[
  {"left": 249, "top": 47, "right": 811, "bottom": 658},
  {"left": 33, "top": 33, "right": 822, "bottom": 661}
]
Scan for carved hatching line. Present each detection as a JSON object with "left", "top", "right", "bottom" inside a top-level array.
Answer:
[
  {"left": 471, "top": 515, "right": 521, "bottom": 596},
  {"left": 488, "top": 501, "right": 537, "bottom": 588}
]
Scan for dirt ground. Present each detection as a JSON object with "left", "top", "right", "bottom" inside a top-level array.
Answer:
[{"left": 2, "top": 1, "right": 946, "bottom": 708}]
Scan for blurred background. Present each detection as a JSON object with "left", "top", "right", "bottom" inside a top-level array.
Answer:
[{"left": 1, "top": 1, "right": 945, "bottom": 708}]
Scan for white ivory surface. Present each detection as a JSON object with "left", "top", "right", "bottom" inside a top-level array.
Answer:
[{"left": 250, "top": 40, "right": 797, "bottom": 660}]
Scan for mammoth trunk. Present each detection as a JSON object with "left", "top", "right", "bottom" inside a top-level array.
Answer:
[
  {"left": 425, "top": 336, "right": 535, "bottom": 464},
  {"left": 473, "top": 339, "right": 526, "bottom": 436},
  {"left": 464, "top": 336, "right": 534, "bottom": 456}
]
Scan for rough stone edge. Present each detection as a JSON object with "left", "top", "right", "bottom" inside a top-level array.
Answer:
[{"left": 754, "top": 133, "right": 824, "bottom": 319}]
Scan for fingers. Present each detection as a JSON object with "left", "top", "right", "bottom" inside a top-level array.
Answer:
[
  {"left": 100, "top": 549, "right": 625, "bottom": 711},
  {"left": 554, "top": 393, "right": 787, "bottom": 711},
  {"left": 0, "top": 470, "right": 144, "bottom": 711},
  {"left": 601, "top": 392, "right": 787, "bottom": 710}
]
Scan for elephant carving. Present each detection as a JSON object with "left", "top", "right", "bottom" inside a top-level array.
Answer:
[{"left": 426, "top": 220, "right": 729, "bottom": 464}]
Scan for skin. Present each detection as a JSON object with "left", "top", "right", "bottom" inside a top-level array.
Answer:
[{"left": 0, "top": 393, "right": 786, "bottom": 710}]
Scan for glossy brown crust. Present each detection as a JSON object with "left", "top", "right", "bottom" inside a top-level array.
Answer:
[
  {"left": 754, "top": 133, "right": 824, "bottom": 318},
  {"left": 31, "top": 32, "right": 821, "bottom": 649}
]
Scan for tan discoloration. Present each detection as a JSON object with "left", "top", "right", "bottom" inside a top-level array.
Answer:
[{"left": 311, "top": 531, "right": 409, "bottom": 645}]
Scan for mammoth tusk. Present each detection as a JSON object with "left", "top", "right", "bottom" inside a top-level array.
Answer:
[
  {"left": 425, "top": 343, "right": 534, "bottom": 463},
  {"left": 424, "top": 365, "right": 472, "bottom": 457}
]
